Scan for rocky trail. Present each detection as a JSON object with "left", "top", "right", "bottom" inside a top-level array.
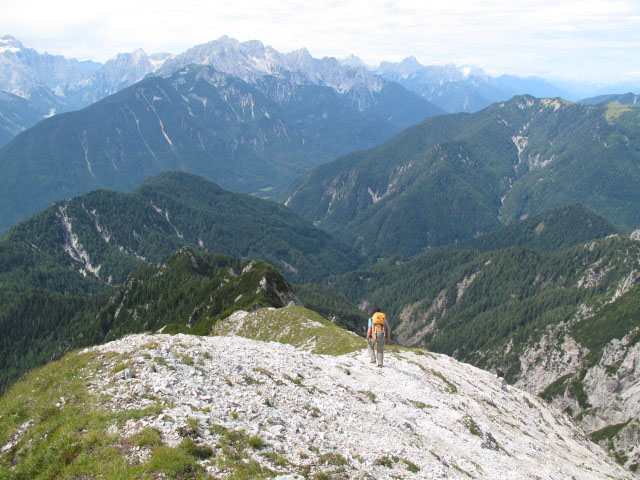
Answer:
[{"left": 77, "top": 333, "right": 630, "bottom": 479}]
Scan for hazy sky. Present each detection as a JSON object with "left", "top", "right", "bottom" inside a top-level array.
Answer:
[{"left": 2, "top": 0, "right": 640, "bottom": 82}]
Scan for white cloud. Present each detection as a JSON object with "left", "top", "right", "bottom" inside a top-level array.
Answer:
[{"left": 0, "top": 0, "right": 639, "bottom": 81}]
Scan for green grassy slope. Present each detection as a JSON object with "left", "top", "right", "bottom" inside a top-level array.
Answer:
[{"left": 211, "top": 305, "right": 365, "bottom": 356}]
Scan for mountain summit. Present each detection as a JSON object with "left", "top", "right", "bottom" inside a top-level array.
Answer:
[
  {"left": 0, "top": 35, "right": 24, "bottom": 53},
  {"left": 0, "top": 328, "right": 631, "bottom": 479}
]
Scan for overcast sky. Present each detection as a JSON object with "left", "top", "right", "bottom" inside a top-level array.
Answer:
[{"left": 2, "top": 0, "right": 639, "bottom": 82}]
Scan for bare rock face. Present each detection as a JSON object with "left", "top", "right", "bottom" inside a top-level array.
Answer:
[
  {"left": 515, "top": 327, "right": 588, "bottom": 395},
  {"left": 157, "top": 36, "right": 385, "bottom": 95},
  {"left": 62, "top": 333, "right": 633, "bottom": 480},
  {"left": 513, "top": 315, "right": 640, "bottom": 472}
]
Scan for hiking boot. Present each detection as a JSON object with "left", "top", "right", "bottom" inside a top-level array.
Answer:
[
  {"left": 377, "top": 364, "right": 383, "bottom": 368},
  {"left": 370, "top": 360, "right": 376, "bottom": 364}
]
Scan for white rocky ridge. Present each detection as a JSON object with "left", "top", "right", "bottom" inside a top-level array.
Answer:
[{"left": 76, "top": 333, "right": 630, "bottom": 479}]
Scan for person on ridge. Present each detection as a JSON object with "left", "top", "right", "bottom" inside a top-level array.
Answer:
[{"left": 366, "top": 306, "right": 390, "bottom": 368}]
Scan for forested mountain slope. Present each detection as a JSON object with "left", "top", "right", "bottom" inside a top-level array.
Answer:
[
  {"left": 0, "top": 171, "right": 357, "bottom": 287},
  {"left": 0, "top": 90, "right": 50, "bottom": 147},
  {"left": 0, "top": 170, "right": 364, "bottom": 392},
  {"left": 0, "top": 65, "right": 320, "bottom": 232},
  {"left": 326, "top": 229, "right": 640, "bottom": 471},
  {"left": 0, "top": 247, "right": 299, "bottom": 395},
  {"left": 284, "top": 95, "right": 640, "bottom": 256},
  {"left": 458, "top": 204, "right": 621, "bottom": 252}
]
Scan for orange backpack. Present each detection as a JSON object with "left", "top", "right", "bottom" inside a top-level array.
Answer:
[{"left": 371, "top": 312, "right": 387, "bottom": 340}]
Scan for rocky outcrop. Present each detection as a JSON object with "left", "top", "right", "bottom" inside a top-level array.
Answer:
[
  {"left": 512, "top": 311, "right": 640, "bottom": 472},
  {"left": 2, "top": 323, "right": 633, "bottom": 478},
  {"left": 45, "top": 333, "right": 629, "bottom": 479}
]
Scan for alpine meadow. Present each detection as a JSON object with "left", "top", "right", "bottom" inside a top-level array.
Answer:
[{"left": 1, "top": 6, "right": 640, "bottom": 478}]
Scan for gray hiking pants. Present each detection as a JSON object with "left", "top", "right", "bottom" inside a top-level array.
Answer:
[{"left": 368, "top": 336, "right": 385, "bottom": 366}]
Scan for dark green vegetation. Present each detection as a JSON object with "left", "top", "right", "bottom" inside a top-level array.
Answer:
[
  {"left": 0, "top": 171, "right": 361, "bottom": 393},
  {"left": 571, "top": 282, "right": 640, "bottom": 364},
  {"left": 0, "top": 63, "right": 443, "bottom": 233},
  {"left": 293, "top": 284, "right": 368, "bottom": 335},
  {"left": 323, "top": 234, "right": 640, "bottom": 380},
  {"left": 0, "top": 247, "right": 297, "bottom": 394},
  {"left": 0, "top": 171, "right": 358, "bottom": 286},
  {"left": 79, "top": 249, "right": 298, "bottom": 339},
  {"left": 458, "top": 204, "right": 620, "bottom": 253},
  {"left": 284, "top": 95, "right": 640, "bottom": 256}
]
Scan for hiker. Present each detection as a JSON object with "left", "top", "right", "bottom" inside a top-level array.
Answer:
[{"left": 366, "top": 306, "right": 390, "bottom": 367}]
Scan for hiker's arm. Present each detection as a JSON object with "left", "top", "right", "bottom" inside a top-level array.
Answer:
[{"left": 366, "top": 326, "right": 372, "bottom": 340}]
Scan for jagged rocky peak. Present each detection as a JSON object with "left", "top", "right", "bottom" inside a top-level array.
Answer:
[
  {"left": 378, "top": 55, "right": 424, "bottom": 75},
  {"left": 283, "top": 47, "right": 317, "bottom": 73},
  {"left": 0, "top": 35, "right": 24, "bottom": 53},
  {"left": 157, "top": 35, "right": 386, "bottom": 93},
  {"left": 102, "top": 49, "right": 151, "bottom": 71},
  {"left": 65, "top": 47, "right": 169, "bottom": 98},
  {"left": 339, "top": 54, "right": 367, "bottom": 69},
  {"left": 157, "top": 35, "right": 280, "bottom": 81},
  {"left": 377, "top": 57, "right": 488, "bottom": 82},
  {"left": 0, "top": 330, "right": 630, "bottom": 479}
]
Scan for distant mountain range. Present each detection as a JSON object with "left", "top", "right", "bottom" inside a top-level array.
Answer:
[
  {"left": 284, "top": 95, "right": 640, "bottom": 256},
  {"left": 0, "top": 35, "right": 442, "bottom": 148},
  {"left": 0, "top": 36, "right": 449, "bottom": 233},
  {"left": 3, "top": 33, "right": 639, "bottom": 148},
  {"left": 0, "top": 61, "right": 441, "bottom": 232},
  {"left": 0, "top": 90, "right": 45, "bottom": 145},
  {"left": 376, "top": 57, "right": 572, "bottom": 113}
]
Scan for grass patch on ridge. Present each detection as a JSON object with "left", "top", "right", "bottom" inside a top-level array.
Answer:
[
  {"left": 0, "top": 350, "right": 209, "bottom": 479},
  {"left": 211, "top": 306, "right": 366, "bottom": 355}
]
